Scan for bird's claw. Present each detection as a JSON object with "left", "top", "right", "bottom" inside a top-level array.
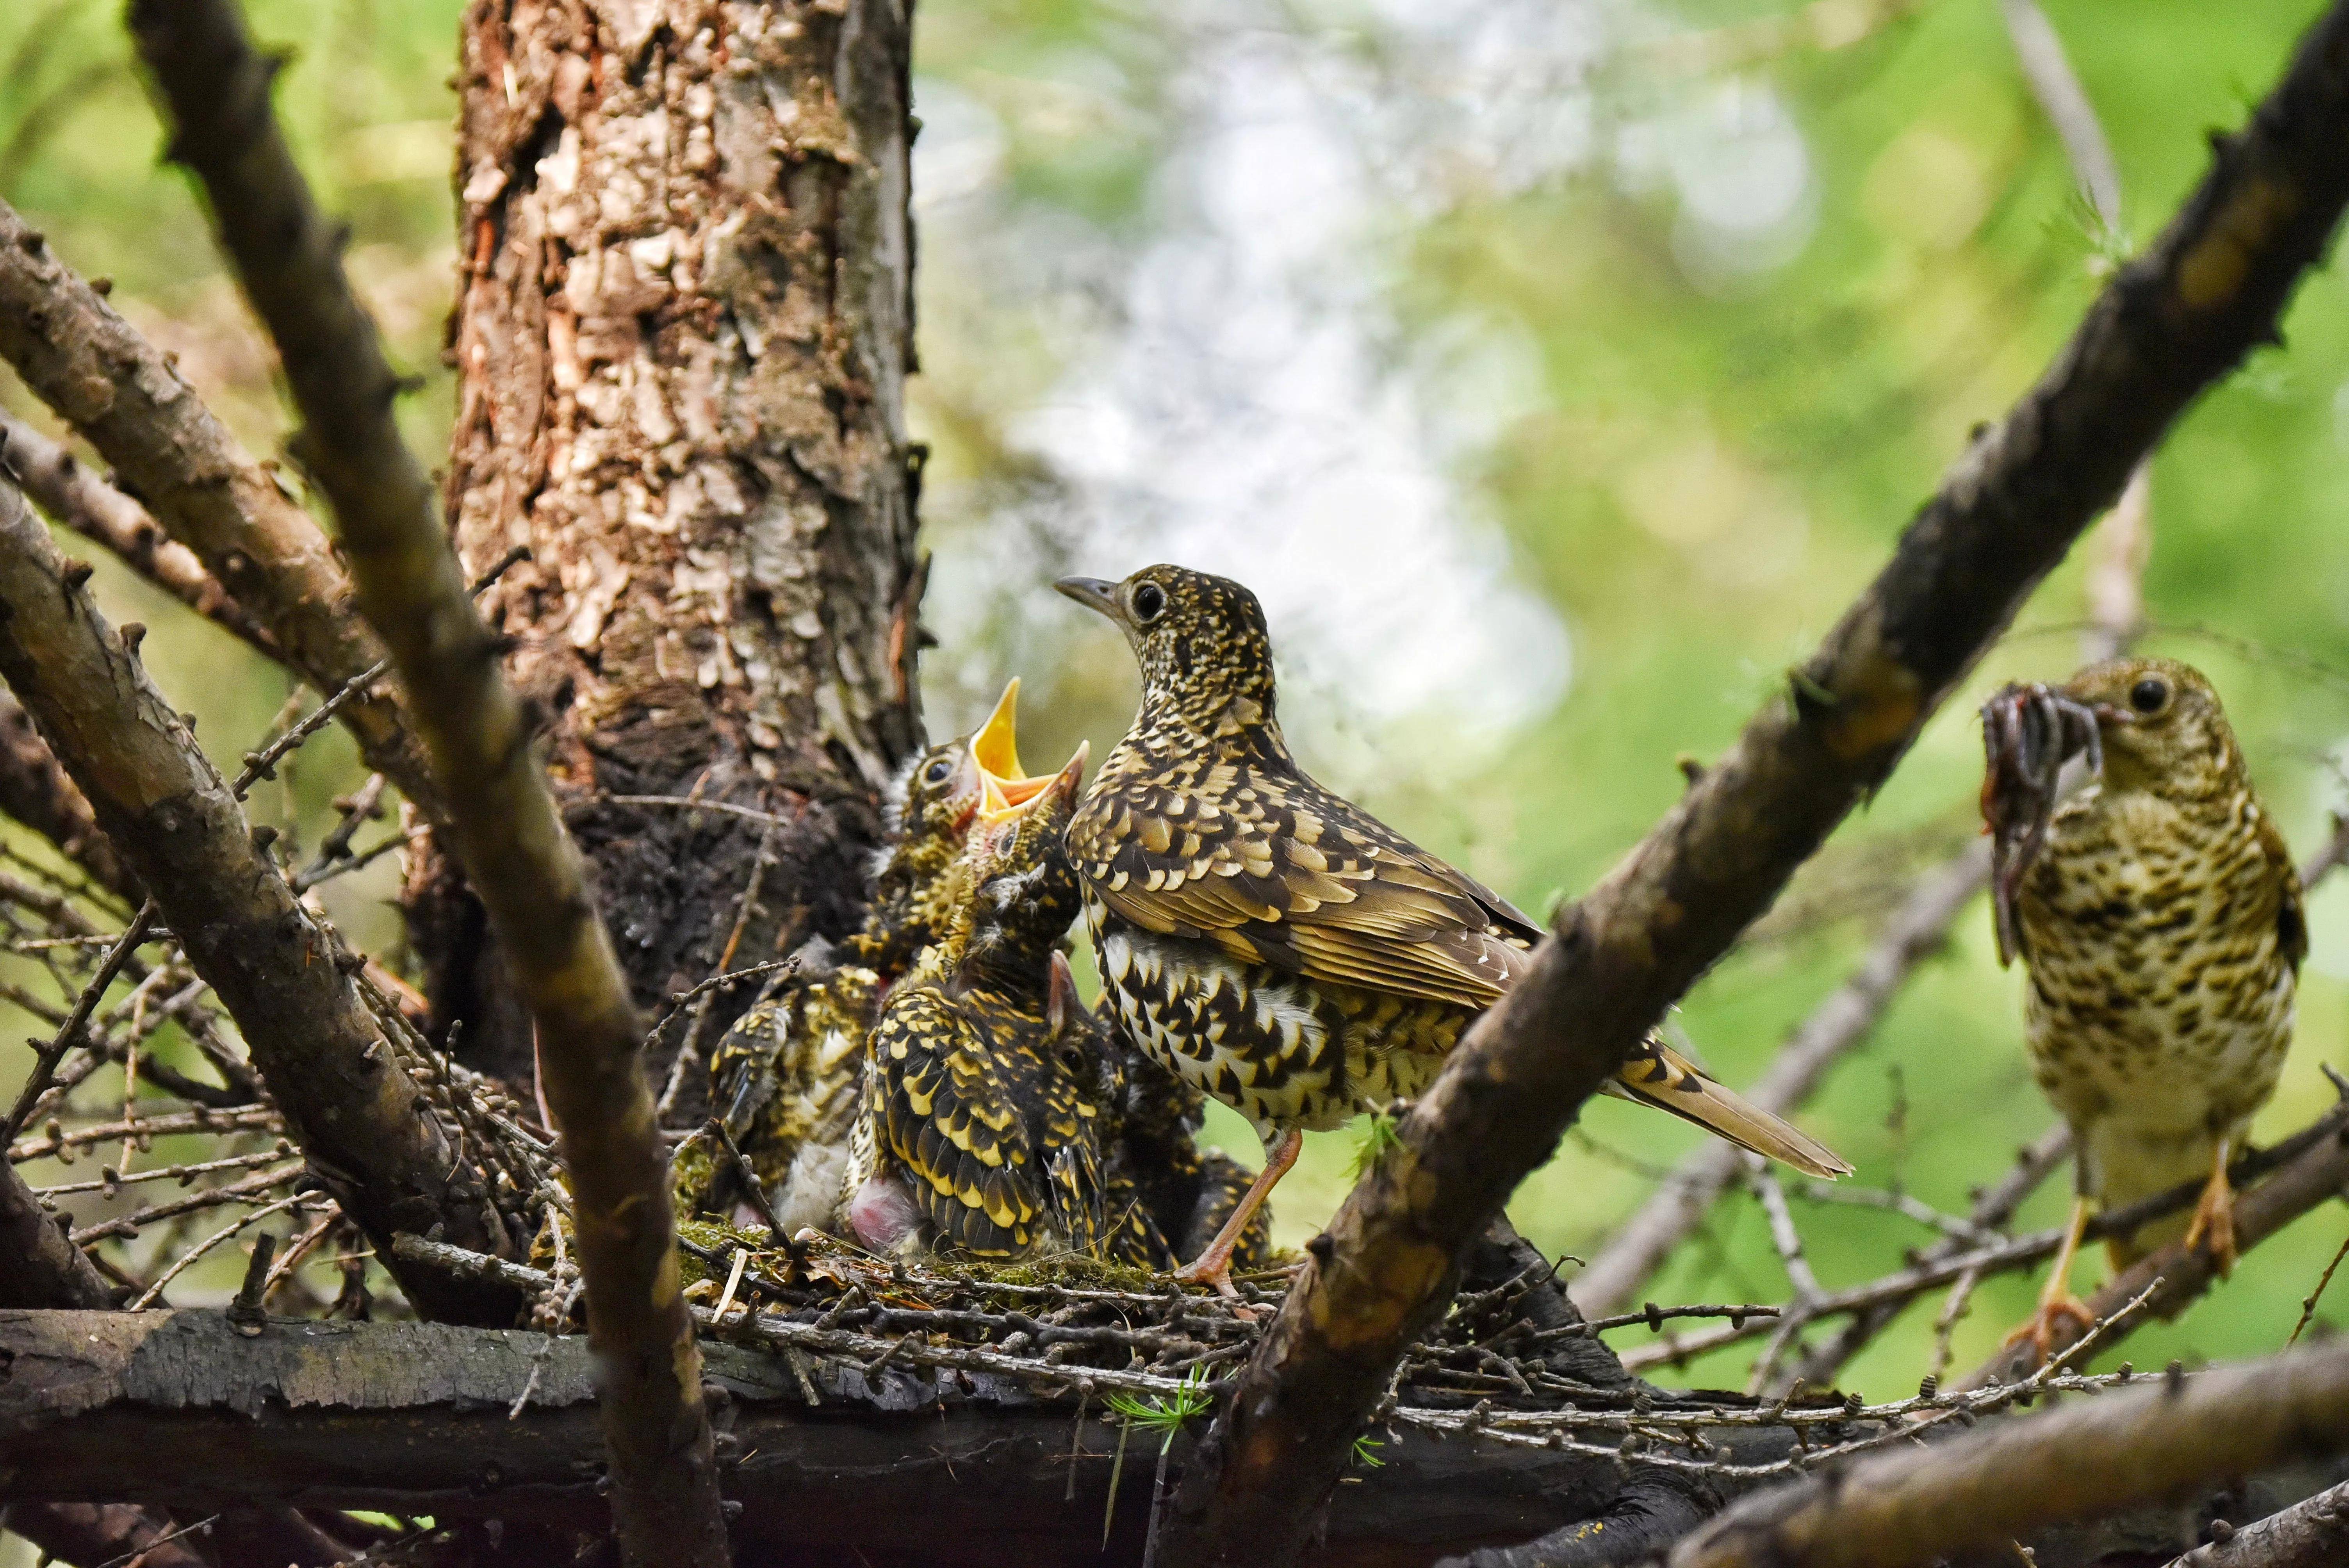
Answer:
[
  {"left": 2000, "top": 1293, "right": 2095, "bottom": 1364},
  {"left": 2184, "top": 1181, "right": 2240, "bottom": 1277},
  {"left": 1171, "top": 1252, "right": 1261, "bottom": 1317}
]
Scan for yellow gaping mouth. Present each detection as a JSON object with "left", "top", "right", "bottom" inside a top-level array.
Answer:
[
  {"left": 976, "top": 741, "right": 1089, "bottom": 829},
  {"left": 964, "top": 678, "right": 1059, "bottom": 821}
]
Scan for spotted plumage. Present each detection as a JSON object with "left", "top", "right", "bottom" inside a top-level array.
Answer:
[
  {"left": 1057, "top": 566, "right": 1849, "bottom": 1288},
  {"left": 1996, "top": 658, "right": 2302, "bottom": 1346},
  {"left": 1096, "top": 1024, "right": 1276, "bottom": 1272},
  {"left": 698, "top": 682, "right": 1047, "bottom": 1228},
  {"left": 844, "top": 750, "right": 1124, "bottom": 1261}
]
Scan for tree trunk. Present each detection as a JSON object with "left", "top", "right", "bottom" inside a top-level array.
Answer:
[{"left": 433, "top": 0, "right": 923, "bottom": 1087}]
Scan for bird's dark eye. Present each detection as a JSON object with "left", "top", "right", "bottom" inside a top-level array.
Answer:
[
  {"left": 922, "top": 756, "right": 954, "bottom": 785},
  {"left": 1059, "top": 1044, "right": 1088, "bottom": 1076},
  {"left": 2129, "top": 678, "right": 2169, "bottom": 714},
  {"left": 1130, "top": 581, "right": 1166, "bottom": 625}
]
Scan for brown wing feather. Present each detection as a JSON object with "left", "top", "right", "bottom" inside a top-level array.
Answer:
[
  {"left": 1074, "top": 763, "right": 1534, "bottom": 1010},
  {"left": 2256, "top": 807, "right": 2308, "bottom": 972},
  {"left": 871, "top": 989, "right": 1047, "bottom": 1258}
]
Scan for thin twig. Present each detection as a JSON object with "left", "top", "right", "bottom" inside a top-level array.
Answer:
[{"left": 2, "top": 901, "right": 156, "bottom": 1145}]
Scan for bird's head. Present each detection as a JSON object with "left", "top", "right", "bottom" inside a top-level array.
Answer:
[
  {"left": 886, "top": 678, "right": 1056, "bottom": 841},
  {"left": 868, "top": 679, "right": 1058, "bottom": 970},
  {"left": 2061, "top": 656, "right": 2243, "bottom": 797},
  {"left": 1054, "top": 566, "right": 1278, "bottom": 736},
  {"left": 960, "top": 742, "right": 1090, "bottom": 970}
]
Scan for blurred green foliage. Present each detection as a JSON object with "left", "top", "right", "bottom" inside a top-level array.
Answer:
[{"left": 2, "top": 0, "right": 2347, "bottom": 1402}]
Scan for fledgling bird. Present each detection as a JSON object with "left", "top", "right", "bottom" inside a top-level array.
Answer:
[
  {"left": 1987, "top": 659, "right": 2303, "bottom": 1353},
  {"left": 1055, "top": 565, "right": 1851, "bottom": 1292},
  {"left": 702, "top": 681, "right": 1050, "bottom": 1231},
  {"left": 842, "top": 747, "right": 1126, "bottom": 1261}
]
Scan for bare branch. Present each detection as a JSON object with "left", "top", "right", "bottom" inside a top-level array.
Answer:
[
  {"left": 0, "top": 468, "right": 509, "bottom": 1323},
  {"left": 0, "top": 1150, "right": 113, "bottom": 1311},
  {"left": 1668, "top": 1340, "right": 2349, "bottom": 1568},
  {"left": 125, "top": 2, "right": 727, "bottom": 1561},
  {"left": 2080, "top": 461, "right": 2152, "bottom": 664},
  {"left": 2000, "top": 0, "right": 2125, "bottom": 233},
  {"left": 1575, "top": 843, "right": 1990, "bottom": 1317},
  {"left": 1156, "top": 9, "right": 2349, "bottom": 1559},
  {"left": 0, "top": 1307, "right": 1670, "bottom": 1563},
  {"left": 2166, "top": 1477, "right": 2349, "bottom": 1568},
  {"left": 1958, "top": 1100, "right": 2349, "bottom": 1389},
  {"left": 1626, "top": 1102, "right": 2344, "bottom": 1376},
  {"left": 0, "top": 407, "right": 277, "bottom": 658},
  {"left": 0, "top": 687, "right": 143, "bottom": 902},
  {"left": 5, "top": 1504, "right": 211, "bottom": 1568},
  {"left": 0, "top": 198, "right": 438, "bottom": 818}
]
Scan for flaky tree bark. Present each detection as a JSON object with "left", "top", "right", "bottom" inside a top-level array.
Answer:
[{"left": 435, "top": 0, "right": 923, "bottom": 1081}]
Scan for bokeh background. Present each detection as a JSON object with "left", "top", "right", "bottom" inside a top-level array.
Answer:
[{"left": 5, "top": 0, "right": 2349, "bottom": 1413}]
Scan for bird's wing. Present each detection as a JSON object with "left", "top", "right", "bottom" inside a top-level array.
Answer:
[
  {"left": 1603, "top": 1037, "right": 1853, "bottom": 1179},
  {"left": 2257, "top": 807, "right": 2308, "bottom": 972},
  {"left": 1071, "top": 761, "right": 1535, "bottom": 1010},
  {"left": 870, "top": 986, "right": 1050, "bottom": 1258}
]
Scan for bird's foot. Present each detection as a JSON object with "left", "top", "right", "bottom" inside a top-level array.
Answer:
[
  {"left": 1999, "top": 1293, "right": 2095, "bottom": 1365},
  {"left": 2184, "top": 1175, "right": 2240, "bottom": 1278},
  {"left": 1172, "top": 1247, "right": 1260, "bottom": 1317}
]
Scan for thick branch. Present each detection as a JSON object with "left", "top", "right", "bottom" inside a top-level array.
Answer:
[
  {"left": 0, "top": 199, "right": 436, "bottom": 818},
  {"left": 0, "top": 471, "right": 507, "bottom": 1322},
  {"left": 1668, "top": 1340, "right": 2349, "bottom": 1568},
  {"left": 1157, "top": 10, "right": 2349, "bottom": 1563},
  {"left": 0, "top": 408, "right": 276, "bottom": 658},
  {"left": 2166, "top": 1477, "right": 2349, "bottom": 1568},
  {"left": 1574, "top": 843, "right": 1989, "bottom": 1317},
  {"left": 0, "top": 1309, "right": 1654, "bottom": 1567},
  {"left": 0, "top": 1150, "right": 112, "bottom": 1311},
  {"left": 126, "top": 3, "right": 726, "bottom": 1562}
]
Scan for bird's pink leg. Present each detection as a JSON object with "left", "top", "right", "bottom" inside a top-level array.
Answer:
[
  {"left": 1174, "top": 1126, "right": 1301, "bottom": 1299},
  {"left": 2001, "top": 1194, "right": 2094, "bottom": 1365},
  {"left": 2183, "top": 1137, "right": 2239, "bottom": 1277}
]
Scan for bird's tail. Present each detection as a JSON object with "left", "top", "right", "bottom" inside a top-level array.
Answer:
[{"left": 1603, "top": 1037, "right": 1853, "bottom": 1179}]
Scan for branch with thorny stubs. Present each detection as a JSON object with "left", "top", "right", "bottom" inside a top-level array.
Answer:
[
  {"left": 1957, "top": 1101, "right": 2349, "bottom": 1390},
  {"left": 0, "top": 407, "right": 277, "bottom": 659},
  {"left": 0, "top": 467, "right": 512, "bottom": 1325},
  {"left": 0, "top": 196, "right": 438, "bottom": 820},
  {"left": 2165, "top": 1477, "right": 2349, "bottom": 1568},
  {"left": 1618, "top": 1097, "right": 2349, "bottom": 1377},
  {"left": 1152, "top": 5, "right": 2349, "bottom": 1563},
  {"left": 125, "top": 2, "right": 729, "bottom": 1564},
  {"left": 1668, "top": 1338, "right": 2349, "bottom": 1568}
]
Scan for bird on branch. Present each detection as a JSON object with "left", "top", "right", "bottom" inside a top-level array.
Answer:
[
  {"left": 703, "top": 681, "right": 1054, "bottom": 1232},
  {"left": 842, "top": 746, "right": 1128, "bottom": 1260},
  {"left": 1054, "top": 565, "right": 1851, "bottom": 1294},
  {"left": 1983, "top": 659, "right": 2303, "bottom": 1358}
]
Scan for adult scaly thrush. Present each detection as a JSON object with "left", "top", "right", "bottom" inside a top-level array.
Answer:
[
  {"left": 1056, "top": 565, "right": 1851, "bottom": 1291},
  {"left": 1988, "top": 658, "right": 2303, "bottom": 1354}
]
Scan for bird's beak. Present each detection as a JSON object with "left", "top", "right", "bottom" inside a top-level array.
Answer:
[
  {"left": 1054, "top": 576, "right": 1122, "bottom": 625},
  {"left": 977, "top": 742, "right": 1088, "bottom": 826},
  {"left": 965, "top": 677, "right": 1057, "bottom": 815}
]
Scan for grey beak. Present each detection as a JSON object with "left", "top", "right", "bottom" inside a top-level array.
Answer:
[{"left": 1053, "top": 576, "right": 1121, "bottom": 621}]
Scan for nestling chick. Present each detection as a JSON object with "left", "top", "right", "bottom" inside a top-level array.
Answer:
[
  {"left": 1989, "top": 657, "right": 2303, "bottom": 1356},
  {"left": 698, "top": 682, "right": 1051, "bottom": 1228},
  {"left": 843, "top": 747, "right": 1125, "bottom": 1261}
]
